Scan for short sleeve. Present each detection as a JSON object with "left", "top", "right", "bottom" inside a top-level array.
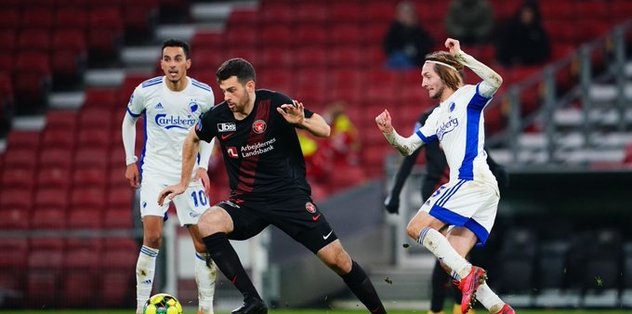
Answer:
[
  {"left": 126, "top": 86, "right": 144, "bottom": 117},
  {"left": 195, "top": 110, "right": 216, "bottom": 143}
]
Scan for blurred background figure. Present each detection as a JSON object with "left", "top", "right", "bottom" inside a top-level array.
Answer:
[
  {"left": 445, "top": 0, "right": 494, "bottom": 45},
  {"left": 323, "top": 101, "right": 361, "bottom": 167},
  {"left": 496, "top": 1, "right": 551, "bottom": 67},
  {"left": 383, "top": 0, "right": 434, "bottom": 69},
  {"left": 297, "top": 128, "right": 331, "bottom": 185}
]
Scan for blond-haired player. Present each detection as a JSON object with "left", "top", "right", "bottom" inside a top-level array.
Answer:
[{"left": 376, "top": 38, "right": 514, "bottom": 314}]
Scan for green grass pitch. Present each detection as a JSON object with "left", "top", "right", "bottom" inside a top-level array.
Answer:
[{"left": 1, "top": 309, "right": 631, "bottom": 314}]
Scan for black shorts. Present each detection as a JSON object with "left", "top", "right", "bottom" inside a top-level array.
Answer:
[{"left": 217, "top": 194, "right": 338, "bottom": 254}]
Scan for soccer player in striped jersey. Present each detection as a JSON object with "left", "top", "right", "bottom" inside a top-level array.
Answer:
[
  {"left": 376, "top": 38, "right": 514, "bottom": 314},
  {"left": 122, "top": 39, "right": 217, "bottom": 314}
]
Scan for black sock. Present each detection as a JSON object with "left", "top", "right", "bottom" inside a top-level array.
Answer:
[
  {"left": 202, "top": 232, "right": 261, "bottom": 302},
  {"left": 341, "top": 261, "right": 386, "bottom": 314},
  {"left": 431, "top": 259, "right": 449, "bottom": 312}
]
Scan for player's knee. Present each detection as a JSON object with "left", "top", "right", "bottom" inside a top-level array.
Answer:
[
  {"left": 198, "top": 207, "right": 229, "bottom": 235},
  {"left": 406, "top": 222, "right": 421, "bottom": 241},
  {"left": 144, "top": 232, "right": 162, "bottom": 248}
]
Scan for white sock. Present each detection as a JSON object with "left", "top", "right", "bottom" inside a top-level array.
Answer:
[
  {"left": 418, "top": 227, "right": 471, "bottom": 279},
  {"left": 195, "top": 252, "right": 217, "bottom": 314},
  {"left": 476, "top": 282, "right": 504, "bottom": 313},
  {"left": 136, "top": 245, "right": 159, "bottom": 313}
]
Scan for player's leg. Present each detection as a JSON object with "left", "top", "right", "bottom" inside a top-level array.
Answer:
[
  {"left": 316, "top": 240, "right": 387, "bottom": 314},
  {"left": 199, "top": 202, "right": 268, "bottom": 314},
  {"left": 429, "top": 259, "right": 449, "bottom": 314},
  {"left": 136, "top": 215, "right": 163, "bottom": 314},
  {"left": 174, "top": 183, "right": 217, "bottom": 314},
  {"left": 136, "top": 178, "right": 170, "bottom": 314},
  {"left": 187, "top": 225, "right": 217, "bottom": 314}
]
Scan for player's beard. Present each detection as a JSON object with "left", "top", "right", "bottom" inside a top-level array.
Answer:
[{"left": 429, "top": 85, "right": 445, "bottom": 100}]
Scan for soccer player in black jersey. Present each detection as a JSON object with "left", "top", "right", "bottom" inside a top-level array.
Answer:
[{"left": 158, "top": 58, "right": 387, "bottom": 314}]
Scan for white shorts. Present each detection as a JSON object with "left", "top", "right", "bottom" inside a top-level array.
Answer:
[
  {"left": 419, "top": 179, "right": 499, "bottom": 246},
  {"left": 139, "top": 174, "right": 211, "bottom": 226}
]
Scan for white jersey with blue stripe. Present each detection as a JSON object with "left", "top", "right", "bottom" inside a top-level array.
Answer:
[
  {"left": 415, "top": 83, "right": 496, "bottom": 187},
  {"left": 126, "top": 76, "right": 214, "bottom": 178}
]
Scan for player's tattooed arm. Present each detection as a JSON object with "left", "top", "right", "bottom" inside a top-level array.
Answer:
[
  {"left": 375, "top": 109, "right": 423, "bottom": 156},
  {"left": 446, "top": 38, "right": 502, "bottom": 94}
]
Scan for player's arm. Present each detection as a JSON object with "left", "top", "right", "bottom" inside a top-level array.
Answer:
[
  {"left": 158, "top": 128, "right": 201, "bottom": 205},
  {"left": 122, "top": 92, "right": 143, "bottom": 188},
  {"left": 446, "top": 38, "right": 503, "bottom": 97},
  {"left": 277, "top": 100, "right": 331, "bottom": 137},
  {"left": 195, "top": 137, "right": 215, "bottom": 196},
  {"left": 375, "top": 109, "right": 424, "bottom": 156}
]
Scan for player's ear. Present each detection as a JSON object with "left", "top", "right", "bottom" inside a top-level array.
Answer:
[
  {"left": 246, "top": 80, "right": 255, "bottom": 92},
  {"left": 186, "top": 59, "right": 191, "bottom": 70}
]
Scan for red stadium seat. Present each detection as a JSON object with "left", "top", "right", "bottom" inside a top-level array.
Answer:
[
  {"left": 73, "top": 168, "right": 107, "bottom": 188},
  {"left": 0, "top": 206, "right": 29, "bottom": 230},
  {"left": 77, "top": 128, "right": 111, "bottom": 149},
  {"left": 5, "top": 130, "right": 40, "bottom": 150},
  {"left": 1, "top": 167, "right": 35, "bottom": 190},
  {"left": 104, "top": 208, "right": 134, "bottom": 229},
  {"left": 330, "top": 2, "right": 366, "bottom": 22},
  {"left": 0, "top": 30, "right": 17, "bottom": 53},
  {"left": 330, "top": 24, "right": 365, "bottom": 46},
  {"left": 109, "top": 165, "right": 129, "bottom": 189},
  {"left": 68, "top": 208, "right": 104, "bottom": 229},
  {"left": 74, "top": 147, "right": 108, "bottom": 169},
  {"left": 366, "top": 2, "right": 395, "bottom": 24},
  {"left": 38, "top": 148, "right": 73, "bottom": 169},
  {"left": 330, "top": 46, "right": 366, "bottom": 68},
  {"left": 37, "top": 167, "right": 71, "bottom": 190},
  {"left": 2, "top": 148, "right": 38, "bottom": 169},
  {"left": 191, "top": 31, "right": 223, "bottom": 49},
  {"left": 78, "top": 108, "right": 112, "bottom": 129},
  {"left": 45, "top": 110, "right": 78, "bottom": 130},
  {"left": 54, "top": 8, "right": 89, "bottom": 30},
  {"left": 13, "top": 72, "right": 51, "bottom": 115},
  {"left": 295, "top": 3, "right": 328, "bottom": 24},
  {"left": 70, "top": 187, "right": 106, "bottom": 209},
  {"left": 41, "top": 128, "right": 76, "bottom": 150},
  {"left": 87, "top": 8, "right": 123, "bottom": 60},
  {"left": 20, "top": 9, "right": 54, "bottom": 30},
  {"left": 0, "top": 238, "right": 28, "bottom": 301},
  {"left": 83, "top": 88, "right": 119, "bottom": 109},
  {"left": 293, "top": 47, "right": 328, "bottom": 68},
  {"left": 260, "top": 25, "right": 293, "bottom": 46},
  {"left": 18, "top": 29, "right": 52, "bottom": 54},
  {"left": 295, "top": 25, "right": 329, "bottom": 46},
  {"left": 0, "top": 10, "right": 19, "bottom": 30},
  {"left": 27, "top": 249, "right": 63, "bottom": 307},
  {"left": 101, "top": 243, "right": 137, "bottom": 306},
  {"left": 259, "top": 3, "right": 294, "bottom": 25},
  {"left": 225, "top": 25, "right": 258, "bottom": 48},
  {"left": 226, "top": 9, "right": 257, "bottom": 27},
  {"left": 34, "top": 187, "right": 70, "bottom": 209},
  {"left": 258, "top": 48, "right": 294, "bottom": 70}
]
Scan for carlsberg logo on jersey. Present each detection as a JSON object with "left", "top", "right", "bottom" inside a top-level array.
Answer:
[
  {"left": 155, "top": 114, "right": 197, "bottom": 129},
  {"left": 436, "top": 116, "right": 459, "bottom": 140}
]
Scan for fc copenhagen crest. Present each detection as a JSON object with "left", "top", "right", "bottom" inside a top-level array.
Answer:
[{"left": 252, "top": 120, "right": 267, "bottom": 134}]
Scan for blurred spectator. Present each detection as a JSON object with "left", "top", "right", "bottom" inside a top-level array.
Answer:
[
  {"left": 383, "top": 1, "right": 434, "bottom": 69},
  {"left": 445, "top": 0, "right": 494, "bottom": 44},
  {"left": 496, "top": 1, "right": 551, "bottom": 66},
  {"left": 323, "top": 101, "right": 361, "bottom": 166},
  {"left": 297, "top": 129, "right": 331, "bottom": 183}
]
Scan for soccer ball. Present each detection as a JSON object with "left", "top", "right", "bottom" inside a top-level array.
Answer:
[{"left": 143, "top": 293, "right": 183, "bottom": 314}]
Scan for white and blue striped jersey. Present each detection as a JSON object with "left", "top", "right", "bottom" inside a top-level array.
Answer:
[
  {"left": 415, "top": 84, "right": 497, "bottom": 187},
  {"left": 126, "top": 76, "right": 214, "bottom": 178}
]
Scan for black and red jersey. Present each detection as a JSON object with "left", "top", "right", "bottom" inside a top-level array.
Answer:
[{"left": 196, "top": 89, "right": 314, "bottom": 200}]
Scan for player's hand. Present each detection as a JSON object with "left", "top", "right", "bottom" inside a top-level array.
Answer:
[
  {"left": 125, "top": 164, "right": 140, "bottom": 188},
  {"left": 384, "top": 195, "right": 400, "bottom": 214},
  {"left": 194, "top": 167, "right": 212, "bottom": 197},
  {"left": 375, "top": 109, "right": 394, "bottom": 134},
  {"left": 158, "top": 184, "right": 186, "bottom": 206},
  {"left": 277, "top": 100, "right": 305, "bottom": 126},
  {"left": 445, "top": 38, "right": 462, "bottom": 56}
]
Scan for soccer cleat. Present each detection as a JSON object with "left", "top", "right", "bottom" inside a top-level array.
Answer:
[
  {"left": 457, "top": 266, "right": 487, "bottom": 314},
  {"left": 231, "top": 298, "right": 268, "bottom": 314},
  {"left": 495, "top": 304, "right": 515, "bottom": 314},
  {"left": 452, "top": 304, "right": 475, "bottom": 314}
]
